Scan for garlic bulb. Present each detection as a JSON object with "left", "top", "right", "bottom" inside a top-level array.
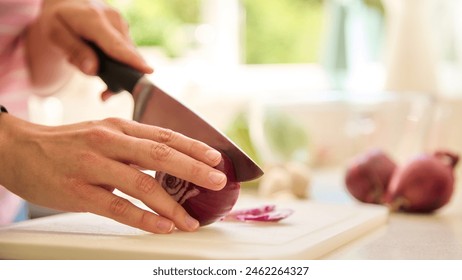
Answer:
[{"left": 258, "top": 162, "right": 311, "bottom": 199}]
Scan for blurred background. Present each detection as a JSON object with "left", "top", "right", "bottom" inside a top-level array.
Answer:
[{"left": 28, "top": 0, "right": 462, "bottom": 187}]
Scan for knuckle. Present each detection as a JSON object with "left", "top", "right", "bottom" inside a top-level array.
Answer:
[
  {"left": 105, "top": 6, "right": 123, "bottom": 21},
  {"left": 120, "top": 19, "right": 130, "bottom": 33},
  {"left": 85, "top": 5, "right": 104, "bottom": 19},
  {"left": 189, "top": 140, "right": 203, "bottom": 155},
  {"left": 105, "top": 38, "right": 125, "bottom": 53},
  {"left": 109, "top": 196, "right": 130, "bottom": 217},
  {"left": 157, "top": 128, "right": 175, "bottom": 144},
  {"left": 85, "top": 126, "right": 114, "bottom": 145},
  {"left": 103, "top": 117, "right": 125, "bottom": 127},
  {"left": 160, "top": 200, "right": 185, "bottom": 220},
  {"left": 150, "top": 143, "right": 173, "bottom": 161},
  {"left": 47, "top": 24, "right": 62, "bottom": 43},
  {"left": 66, "top": 44, "right": 88, "bottom": 66},
  {"left": 77, "top": 151, "right": 99, "bottom": 166},
  {"left": 134, "top": 173, "right": 158, "bottom": 195},
  {"left": 189, "top": 160, "right": 203, "bottom": 177},
  {"left": 169, "top": 202, "right": 186, "bottom": 218},
  {"left": 64, "top": 179, "right": 90, "bottom": 212},
  {"left": 139, "top": 210, "right": 152, "bottom": 227}
]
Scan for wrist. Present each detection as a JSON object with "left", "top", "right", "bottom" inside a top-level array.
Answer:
[{"left": 0, "top": 105, "right": 8, "bottom": 142}]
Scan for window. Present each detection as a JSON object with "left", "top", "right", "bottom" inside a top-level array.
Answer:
[{"left": 108, "top": 0, "right": 325, "bottom": 65}]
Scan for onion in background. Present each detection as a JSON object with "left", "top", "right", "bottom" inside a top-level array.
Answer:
[
  {"left": 344, "top": 148, "right": 397, "bottom": 204},
  {"left": 385, "top": 150, "right": 459, "bottom": 213}
]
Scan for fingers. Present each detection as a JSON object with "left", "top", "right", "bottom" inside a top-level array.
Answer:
[
  {"left": 84, "top": 186, "right": 176, "bottom": 234},
  {"left": 82, "top": 159, "right": 200, "bottom": 233},
  {"left": 103, "top": 5, "right": 131, "bottom": 41},
  {"left": 64, "top": 118, "right": 230, "bottom": 233},
  {"left": 134, "top": 140, "right": 227, "bottom": 190},
  {"left": 58, "top": 119, "right": 226, "bottom": 190},
  {"left": 121, "top": 121, "right": 223, "bottom": 167},
  {"left": 45, "top": 1, "right": 153, "bottom": 75},
  {"left": 98, "top": 193, "right": 176, "bottom": 234},
  {"left": 104, "top": 121, "right": 227, "bottom": 191},
  {"left": 47, "top": 15, "right": 100, "bottom": 75}
]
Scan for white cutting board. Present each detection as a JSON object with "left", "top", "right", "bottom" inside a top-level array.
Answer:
[{"left": 0, "top": 197, "right": 388, "bottom": 259}]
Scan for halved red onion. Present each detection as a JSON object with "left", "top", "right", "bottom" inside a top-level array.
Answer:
[{"left": 155, "top": 153, "right": 240, "bottom": 226}]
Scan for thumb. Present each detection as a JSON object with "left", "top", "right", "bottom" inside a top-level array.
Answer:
[{"left": 68, "top": 42, "right": 99, "bottom": 76}]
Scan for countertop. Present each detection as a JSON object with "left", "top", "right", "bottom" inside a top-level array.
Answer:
[
  {"left": 322, "top": 209, "right": 462, "bottom": 259},
  {"left": 311, "top": 168, "right": 462, "bottom": 259},
  {"left": 2, "top": 168, "right": 461, "bottom": 260}
]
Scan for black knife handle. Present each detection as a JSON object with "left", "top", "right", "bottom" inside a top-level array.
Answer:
[{"left": 89, "top": 43, "right": 143, "bottom": 93}]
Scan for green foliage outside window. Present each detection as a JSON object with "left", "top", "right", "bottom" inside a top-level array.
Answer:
[
  {"left": 242, "top": 0, "right": 324, "bottom": 64},
  {"left": 107, "top": 0, "right": 201, "bottom": 57},
  {"left": 107, "top": 0, "right": 325, "bottom": 64}
]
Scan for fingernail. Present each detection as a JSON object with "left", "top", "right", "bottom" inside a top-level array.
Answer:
[
  {"left": 185, "top": 214, "right": 199, "bottom": 230},
  {"left": 206, "top": 150, "right": 222, "bottom": 163},
  {"left": 144, "top": 63, "right": 154, "bottom": 73},
  {"left": 81, "top": 58, "right": 95, "bottom": 75},
  {"left": 209, "top": 171, "right": 226, "bottom": 186},
  {"left": 156, "top": 219, "right": 174, "bottom": 233}
]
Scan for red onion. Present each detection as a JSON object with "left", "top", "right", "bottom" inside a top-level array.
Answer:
[
  {"left": 155, "top": 153, "right": 240, "bottom": 226},
  {"left": 226, "top": 204, "right": 276, "bottom": 217},
  {"left": 385, "top": 150, "right": 458, "bottom": 213},
  {"left": 223, "top": 205, "right": 293, "bottom": 222},
  {"left": 345, "top": 148, "right": 397, "bottom": 204}
]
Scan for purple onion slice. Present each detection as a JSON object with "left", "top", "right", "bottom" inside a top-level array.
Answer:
[{"left": 224, "top": 205, "right": 293, "bottom": 222}]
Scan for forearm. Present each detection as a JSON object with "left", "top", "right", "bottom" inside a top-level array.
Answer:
[
  {"left": 25, "top": 0, "right": 75, "bottom": 96},
  {"left": 0, "top": 112, "right": 30, "bottom": 190}
]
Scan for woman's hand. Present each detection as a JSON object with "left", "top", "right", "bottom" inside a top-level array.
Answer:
[
  {"left": 0, "top": 114, "right": 227, "bottom": 233},
  {"left": 27, "top": 0, "right": 152, "bottom": 94}
]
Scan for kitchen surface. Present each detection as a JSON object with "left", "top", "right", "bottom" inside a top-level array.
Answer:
[
  {"left": 1, "top": 165, "right": 462, "bottom": 259},
  {"left": 0, "top": 193, "right": 388, "bottom": 259},
  {"left": 317, "top": 168, "right": 462, "bottom": 259},
  {"left": 3, "top": 0, "right": 462, "bottom": 261}
]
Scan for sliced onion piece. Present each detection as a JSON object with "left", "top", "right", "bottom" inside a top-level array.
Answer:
[
  {"left": 226, "top": 204, "right": 276, "bottom": 216},
  {"left": 223, "top": 205, "right": 293, "bottom": 222}
]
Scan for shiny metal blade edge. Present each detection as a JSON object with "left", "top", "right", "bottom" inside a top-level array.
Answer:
[{"left": 132, "top": 77, "right": 264, "bottom": 182}]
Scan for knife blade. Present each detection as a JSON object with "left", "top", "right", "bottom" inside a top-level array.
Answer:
[{"left": 92, "top": 45, "right": 264, "bottom": 182}]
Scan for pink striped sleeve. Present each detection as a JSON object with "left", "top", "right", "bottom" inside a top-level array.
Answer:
[
  {"left": 0, "top": 0, "right": 42, "bottom": 225},
  {"left": 0, "top": 0, "right": 41, "bottom": 120}
]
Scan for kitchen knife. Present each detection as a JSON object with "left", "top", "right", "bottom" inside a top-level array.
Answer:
[{"left": 91, "top": 45, "right": 264, "bottom": 182}]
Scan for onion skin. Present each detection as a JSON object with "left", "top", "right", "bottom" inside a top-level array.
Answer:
[
  {"left": 345, "top": 149, "right": 397, "bottom": 204},
  {"left": 155, "top": 153, "right": 240, "bottom": 226},
  {"left": 385, "top": 150, "right": 459, "bottom": 213}
]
